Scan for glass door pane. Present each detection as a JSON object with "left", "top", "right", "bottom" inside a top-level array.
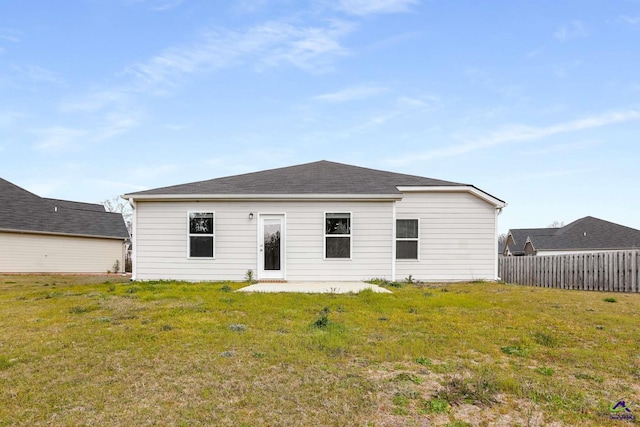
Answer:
[{"left": 263, "top": 220, "right": 281, "bottom": 271}]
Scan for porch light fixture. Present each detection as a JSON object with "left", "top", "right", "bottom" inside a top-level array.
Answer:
[{"left": 249, "top": 212, "right": 254, "bottom": 220}]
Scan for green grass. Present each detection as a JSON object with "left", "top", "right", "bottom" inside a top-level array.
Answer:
[{"left": 0, "top": 275, "right": 639, "bottom": 426}]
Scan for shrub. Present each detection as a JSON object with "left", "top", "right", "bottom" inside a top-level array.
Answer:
[
  {"left": 313, "top": 314, "right": 330, "bottom": 329},
  {"left": 244, "top": 269, "right": 256, "bottom": 284}
]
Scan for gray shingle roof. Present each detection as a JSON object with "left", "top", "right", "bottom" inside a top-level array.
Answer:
[
  {"left": 125, "top": 160, "right": 484, "bottom": 197},
  {"left": 0, "top": 178, "right": 129, "bottom": 239},
  {"left": 505, "top": 216, "right": 640, "bottom": 254}
]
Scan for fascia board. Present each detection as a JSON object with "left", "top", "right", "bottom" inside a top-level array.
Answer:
[
  {"left": 122, "top": 193, "right": 402, "bottom": 202},
  {"left": 0, "top": 228, "right": 127, "bottom": 240},
  {"left": 396, "top": 186, "right": 507, "bottom": 208}
]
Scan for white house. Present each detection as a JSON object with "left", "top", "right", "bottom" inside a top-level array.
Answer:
[
  {"left": 123, "top": 161, "right": 506, "bottom": 282},
  {"left": 0, "top": 178, "right": 129, "bottom": 273}
]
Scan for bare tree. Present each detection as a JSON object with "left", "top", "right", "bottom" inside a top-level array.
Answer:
[
  {"left": 498, "top": 233, "right": 508, "bottom": 244},
  {"left": 547, "top": 220, "right": 565, "bottom": 228},
  {"left": 103, "top": 196, "right": 132, "bottom": 235}
]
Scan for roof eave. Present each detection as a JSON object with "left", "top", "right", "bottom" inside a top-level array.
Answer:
[
  {"left": 0, "top": 228, "right": 128, "bottom": 240},
  {"left": 396, "top": 185, "right": 507, "bottom": 208},
  {"left": 122, "top": 193, "right": 403, "bottom": 202}
]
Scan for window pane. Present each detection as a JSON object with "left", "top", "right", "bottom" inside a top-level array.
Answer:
[
  {"left": 326, "top": 237, "right": 350, "bottom": 258},
  {"left": 264, "top": 224, "right": 281, "bottom": 271},
  {"left": 396, "top": 219, "right": 418, "bottom": 238},
  {"left": 189, "top": 213, "right": 214, "bottom": 234},
  {"left": 396, "top": 241, "right": 418, "bottom": 259},
  {"left": 190, "top": 236, "right": 213, "bottom": 257},
  {"left": 326, "top": 213, "right": 351, "bottom": 235}
]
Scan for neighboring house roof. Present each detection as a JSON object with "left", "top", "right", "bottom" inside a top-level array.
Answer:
[
  {"left": 124, "top": 160, "right": 505, "bottom": 205},
  {"left": 0, "top": 178, "right": 129, "bottom": 239},
  {"left": 504, "top": 216, "right": 640, "bottom": 255}
]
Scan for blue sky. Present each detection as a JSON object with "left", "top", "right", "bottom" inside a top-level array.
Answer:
[{"left": 1, "top": 0, "right": 639, "bottom": 233}]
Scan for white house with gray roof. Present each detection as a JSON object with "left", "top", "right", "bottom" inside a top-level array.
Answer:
[
  {"left": 0, "top": 178, "right": 129, "bottom": 273},
  {"left": 123, "top": 161, "right": 506, "bottom": 282}
]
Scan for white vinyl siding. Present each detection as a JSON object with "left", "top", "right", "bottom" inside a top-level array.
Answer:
[
  {"left": 395, "top": 192, "right": 497, "bottom": 282},
  {"left": 0, "top": 231, "right": 124, "bottom": 273},
  {"left": 133, "top": 201, "right": 393, "bottom": 281}
]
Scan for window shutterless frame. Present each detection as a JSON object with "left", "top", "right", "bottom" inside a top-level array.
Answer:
[
  {"left": 187, "top": 211, "right": 215, "bottom": 259},
  {"left": 396, "top": 218, "right": 419, "bottom": 260},
  {"left": 324, "top": 212, "right": 352, "bottom": 260}
]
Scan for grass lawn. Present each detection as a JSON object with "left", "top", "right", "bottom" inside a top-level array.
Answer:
[{"left": 0, "top": 275, "right": 639, "bottom": 426}]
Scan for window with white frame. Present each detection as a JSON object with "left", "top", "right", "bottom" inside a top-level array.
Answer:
[
  {"left": 325, "top": 212, "right": 351, "bottom": 258},
  {"left": 396, "top": 219, "right": 418, "bottom": 260},
  {"left": 188, "top": 212, "right": 214, "bottom": 258}
]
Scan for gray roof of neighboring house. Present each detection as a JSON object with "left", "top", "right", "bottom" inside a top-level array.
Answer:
[
  {"left": 0, "top": 178, "right": 129, "bottom": 239},
  {"left": 505, "top": 216, "right": 640, "bottom": 254},
  {"left": 125, "top": 160, "right": 503, "bottom": 202}
]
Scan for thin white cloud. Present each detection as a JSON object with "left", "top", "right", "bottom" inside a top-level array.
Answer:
[
  {"left": 93, "top": 111, "right": 141, "bottom": 142},
  {"left": 0, "top": 110, "right": 22, "bottom": 128},
  {"left": 333, "top": 0, "right": 419, "bottom": 15},
  {"left": 0, "top": 29, "right": 20, "bottom": 43},
  {"left": 32, "top": 109, "right": 140, "bottom": 152},
  {"left": 32, "top": 127, "right": 88, "bottom": 152},
  {"left": 392, "top": 110, "right": 640, "bottom": 164},
  {"left": 13, "top": 65, "right": 64, "bottom": 85},
  {"left": 339, "top": 95, "right": 436, "bottom": 137},
  {"left": 554, "top": 20, "right": 588, "bottom": 41},
  {"left": 126, "top": 20, "right": 353, "bottom": 94},
  {"left": 313, "top": 84, "right": 388, "bottom": 102},
  {"left": 620, "top": 15, "right": 640, "bottom": 25},
  {"left": 60, "top": 91, "right": 129, "bottom": 113}
]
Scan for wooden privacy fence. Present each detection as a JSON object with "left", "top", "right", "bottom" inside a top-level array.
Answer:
[{"left": 499, "top": 250, "right": 640, "bottom": 292}]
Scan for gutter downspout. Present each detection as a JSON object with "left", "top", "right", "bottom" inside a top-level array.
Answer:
[
  {"left": 128, "top": 198, "right": 137, "bottom": 281},
  {"left": 495, "top": 206, "right": 504, "bottom": 281},
  {"left": 391, "top": 201, "right": 396, "bottom": 282}
]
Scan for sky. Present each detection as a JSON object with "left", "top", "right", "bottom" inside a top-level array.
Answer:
[{"left": 1, "top": 0, "right": 639, "bottom": 234}]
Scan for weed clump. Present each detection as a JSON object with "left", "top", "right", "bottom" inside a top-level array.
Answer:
[
  {"left": 416, "top": 357, "right": 432, "bottom": 366},
  {"left": 500, "top": 345, "right": 529, "bottom": 357},
  {"left": 0, "top": 355, "right": 17, "bottom": 370},
  {"left": 533, "top": 332, "right": 557, "bottom": 347},
  {"left": 228, "top": 324, "right": 247, "bottom": 332},
  {"left": 421, "top": 398, "right": 450, "bottom": 414},
  {"left": 436, "top": 369, "right": 498, "bottom": 406},
  {"left": 313, "top": 314, "right": 330, "bottom": 329}
]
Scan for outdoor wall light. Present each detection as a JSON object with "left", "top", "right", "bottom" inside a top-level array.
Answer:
[{"left": 249, "top": 212, "right": 254, "bottom": 220}]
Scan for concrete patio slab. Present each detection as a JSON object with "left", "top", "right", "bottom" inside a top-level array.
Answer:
[{"left": 236, "top": 281, "right": 392, "bottom": 294}]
